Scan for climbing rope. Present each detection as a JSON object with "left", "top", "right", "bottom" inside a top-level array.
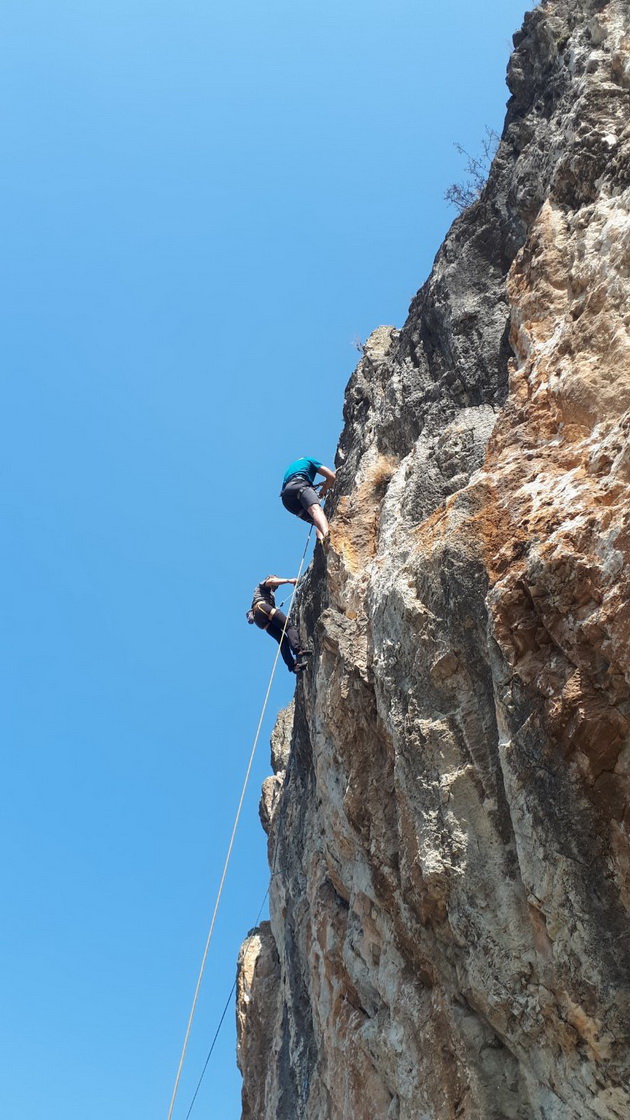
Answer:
[
  {"left": 276, "top": 583, "right": 301, "bottom": 611},
  {"left": 183, "top": 817, "right": 289, "bottom": 1118},
  {"left": 165, "top": 525, "right": 314, "bottom": 1120},
  {"left": 183, "top": 879, "right": 272, "bottom": 1120},
  {"left": 183, "top": 774, "right": 289, "bottom": 1116},
  {"left": 182, "top": 978, "right": 236, "bottom": 1120}
]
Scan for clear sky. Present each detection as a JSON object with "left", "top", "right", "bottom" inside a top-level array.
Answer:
[{"left": 2, "top": 1, "right": 531, "bottom": 1117}]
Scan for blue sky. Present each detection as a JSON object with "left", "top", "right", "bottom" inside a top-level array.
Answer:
[{"left": 2, "top": 1, "right": 531, "bottom": 1116}]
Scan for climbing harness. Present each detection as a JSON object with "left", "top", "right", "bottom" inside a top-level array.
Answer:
[
  {"left": 254, "top": 602, "right": 278, "bottom": 630},
  {"left": 165, "top": 524, "right": 314, "bottom": 1120}
]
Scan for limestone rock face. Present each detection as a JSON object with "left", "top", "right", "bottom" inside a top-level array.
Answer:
[{"left": 237, "top": 1, "right": 630, "bottom": 1117}]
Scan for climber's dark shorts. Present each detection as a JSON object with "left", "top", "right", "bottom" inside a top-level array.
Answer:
[{"left": 280, "top": 477, "right": 321, "bottom": 522}]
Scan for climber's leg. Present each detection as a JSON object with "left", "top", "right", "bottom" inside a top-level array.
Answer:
[
  {"left": 306, "top": 503, "right": 329, "bottom": 541},
  {"left": 267, "top": 609, "right": 300, "bottom": 672}
]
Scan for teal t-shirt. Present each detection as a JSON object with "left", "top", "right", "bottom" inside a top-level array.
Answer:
[{"left": 282, "top": 457, "right": 322, "bottom": 486}]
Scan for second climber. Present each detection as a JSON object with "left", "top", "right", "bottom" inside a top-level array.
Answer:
[{"left": 247, "top": 575, "right": 311, "bottom": 673}]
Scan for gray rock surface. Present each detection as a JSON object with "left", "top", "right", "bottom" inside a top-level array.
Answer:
[{"left": 238, "top": 1, "right": 630, "bottom": 1117}]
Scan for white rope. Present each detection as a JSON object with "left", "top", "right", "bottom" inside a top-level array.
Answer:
[{"left": 165, "top": 526, "right": 313, "bottom": 1120}]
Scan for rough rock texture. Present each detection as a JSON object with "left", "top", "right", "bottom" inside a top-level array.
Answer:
[{"left": 238, "top": 1, "right": 630, "bottom": 1117}]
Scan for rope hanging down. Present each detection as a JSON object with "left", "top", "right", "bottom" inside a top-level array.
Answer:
[
  {"left": 183, "top": 752, "right": 289, "bottom": 1117},
  {"left": 183, "top": 877, "right": 272, "bottom": 1120},
  {"left": 166, "top": 525, "right": 314, "bottom": 1120}
]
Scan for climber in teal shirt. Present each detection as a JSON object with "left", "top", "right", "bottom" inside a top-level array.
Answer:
[
  {"left": 280, "top": 455, "right": 336, "bottom": 540},
  {"left": 282, "top": 457, "right": 323, "bottom": 486}
]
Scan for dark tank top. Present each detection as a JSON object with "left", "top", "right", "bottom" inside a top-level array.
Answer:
[{"left": 251, "top": 580, "right": 275, "bottom": 609}]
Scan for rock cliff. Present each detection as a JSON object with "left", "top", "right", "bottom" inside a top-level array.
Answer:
[{"left": 237, "top": 1, "right": 630, "bottom": 1116}]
